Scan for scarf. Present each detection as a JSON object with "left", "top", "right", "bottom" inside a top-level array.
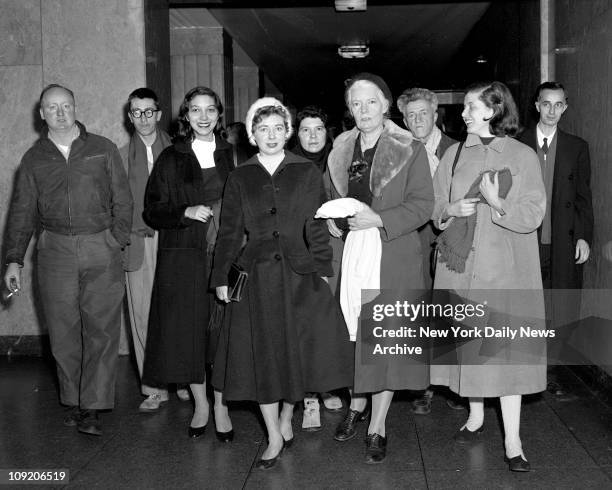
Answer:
[
  {"left": 423, "top": 125, "right": 442, "bottom": 178},
  {"left": 436, "top": 168, "right": 513, "bottom": 273},
  {"left": 290, "top": 141, "right": 332, "bottom": 173},
  {"left": 128, "top": 130, "right": 172, "bottom": 234}
]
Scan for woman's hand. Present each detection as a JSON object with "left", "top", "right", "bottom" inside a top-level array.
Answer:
[
  {"left": 216, "top": 285, "right": 230, "bottom": 303},
  {"left": 184, "top": 205, "right": 213, "bottom": 223},
  {"left": 479, "top": 171, "right": 503, "bottom": 211},
  {"left": 347, "top": 205, "right": 383, "bottom": 231},
  {"left": 445, "top": 198, "right": 480, "bottom": 218},
  {"left": 327, "top": 218, "right": 343, "bottom": 238}
]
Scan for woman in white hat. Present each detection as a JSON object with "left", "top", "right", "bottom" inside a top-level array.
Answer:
[{"left": 211, "top": 97, "right": 353, "bottom": 469}]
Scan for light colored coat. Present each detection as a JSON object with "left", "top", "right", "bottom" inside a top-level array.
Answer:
[{"left": 432, "top": 134, "right": 547, "bottom": 397}]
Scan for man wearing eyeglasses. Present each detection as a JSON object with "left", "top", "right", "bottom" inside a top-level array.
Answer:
[
  {"left": 3, "top": 84, "right": 132, "bottom": 436},
  {"left": 119, "top": 88, "right": 176, "bottom": 412},
  {"left": 519, "top": 82, "right": 593, "bottom": 291}
]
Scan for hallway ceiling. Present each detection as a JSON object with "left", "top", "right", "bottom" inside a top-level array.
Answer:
[{"left": 170, "top": 1, "right": 491, "bottom": 112}]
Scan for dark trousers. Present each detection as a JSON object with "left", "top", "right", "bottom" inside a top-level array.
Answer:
[{"left": 37, "top": 229, "right": 124, "bottom": 409}]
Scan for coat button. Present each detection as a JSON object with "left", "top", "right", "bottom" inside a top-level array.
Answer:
[
  {"left": 569, "top": 229, "right": 574, "bottom": 236},
  {"left": 568, "top": 174, "right": 574, "bottom": 180},
  {"left": 565, "top": 202, "right": 572, "bottom": 208},
  {"left": 274, "top": 254, "right": 282, "bottom": 261},
  {"left": 273, "top": 231, "right": 280, "bottom": 238},
  {"left": 270, "top": 207, "right": 277, "bottom": 214}
]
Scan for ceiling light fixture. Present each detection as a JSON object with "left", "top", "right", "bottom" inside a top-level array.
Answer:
[
  {"left": 338, "top": 44, "right": 369, "bottom": 59},
  {"left": 335, "top": 0, "right": 367, "bottom": 12},
  {"left": 475, "top": 54, "right": 488, "bottom": 64}
]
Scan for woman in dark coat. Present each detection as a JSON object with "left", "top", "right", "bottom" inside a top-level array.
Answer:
[
  {"left": 212, "top": 97, "right": 353, "bottom": 469},
  {"left": 142, "top": 86, "right": 234, "bottom": 440}
]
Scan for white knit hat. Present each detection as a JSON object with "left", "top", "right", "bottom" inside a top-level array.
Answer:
[{"left": 245, "top": 97, "right": 293, "bottom": 145}]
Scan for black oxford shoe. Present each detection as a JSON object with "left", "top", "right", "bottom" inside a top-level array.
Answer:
[
  {"left": 334, "top": 406, "right": 370, "bottom": 442},
  {"left": 365, "top": 433, "right": 387, "bottom": 464},
  {"left": 77, "top": 409, "right": 102, "bottom": 436},
  {"left": 454, "top": 424, "right": 484, "bottom": 444}
]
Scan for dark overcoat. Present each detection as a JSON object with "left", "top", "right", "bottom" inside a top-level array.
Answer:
[
  {"left": 210, "top": 151, "right": 353, "bottom": 403},
  {"left": 519, "top": 127, "right": 593, "bottom": 288},
  {"left": 141, "top": 136, "right": 233, "bottom": 385}
]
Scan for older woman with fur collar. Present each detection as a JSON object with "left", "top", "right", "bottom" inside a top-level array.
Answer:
[{"left": 325, "top": 73, "right": 434, "bottom": 464}]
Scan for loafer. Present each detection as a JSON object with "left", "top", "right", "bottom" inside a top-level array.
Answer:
[
  {"left": 215, "top": 429, "right": 234, "bottom": 443},
  {"left": 255, "top": 440, "right": 285, "bottom": 470},
  {"left": 505, "top": 455, "right": 531, "bottom": 472},
  {"left": 139, "top": 393, "right": 169, "bottom": 412},
  {"left": 334, "top": 406, "right": 370, "bottom": 442},
  {"left": 454, "top": 424, "right": 484, "bottom": 444},
  {"left": 77, "top": 409, "right": 102, "bottom": 436},
  {"left": 188, "top": 424, "right": 207, "bottom": 438},
  {"left": 63, "top": 406, "right": 82, "bottom": 427},
  {"left": 176, "top": 388, "right": 190, "bottom": 402},
  {"left": 365, "top": 433, "right": 387, "bottom": 464}
]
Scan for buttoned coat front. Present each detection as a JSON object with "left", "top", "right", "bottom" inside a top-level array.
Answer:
[
  {"left": 326, "top": 119, "right": 435, "bottom": 392},
  {"left": 431, "top": 134, "right": 547, "bottom": 397},
  {"left": 210, "top": 152, "right": 353, "bottom": 403}
]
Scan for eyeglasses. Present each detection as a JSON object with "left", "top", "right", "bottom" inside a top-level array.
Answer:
[{"left": 130, "top": 108, "right": 159, "bottom": 119}]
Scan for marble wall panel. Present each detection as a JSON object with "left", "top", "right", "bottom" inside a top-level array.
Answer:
[
  {"left": 41, "top": 0, "right": 146, "bottom": 148},
  {"left": 233, "top": 66, "right": 259, "bottom": 124},
  {"left": 0, "top": 0, "right": 42, "bottom": 66},
  {"left": 0, "top": 66, "right": 45, "bottom": 336}
]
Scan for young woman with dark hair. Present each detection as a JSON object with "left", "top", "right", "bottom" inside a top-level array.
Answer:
[{"left": 141, "top": 86, "right": 234, "bottom": 441}]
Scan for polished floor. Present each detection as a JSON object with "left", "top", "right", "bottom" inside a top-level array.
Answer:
[{"left": 2, "top": 356, "right": 612, "bottom": 489}]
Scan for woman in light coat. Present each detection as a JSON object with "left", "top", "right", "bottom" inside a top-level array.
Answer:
[{"left": 432, "top": 81, "right": 546, "bottom": 472}]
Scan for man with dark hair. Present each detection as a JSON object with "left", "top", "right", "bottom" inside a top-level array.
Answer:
[
  {"left": 519, "top": 82, "right": 593, "bottom": 291},
  {"left": 119, "top": 88, "right": 178, "bottom": 411},
  {"left": 4, "top": 84, "right": 132, "bottom": 436}
]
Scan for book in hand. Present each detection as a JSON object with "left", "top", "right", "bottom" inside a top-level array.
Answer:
[{"left": 228, "top": 263, "right": 248, "bottom": 302}]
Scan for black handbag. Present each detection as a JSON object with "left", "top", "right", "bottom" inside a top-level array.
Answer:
[{"left": 228, "top": 263, "right": 248, "bottom": 302}]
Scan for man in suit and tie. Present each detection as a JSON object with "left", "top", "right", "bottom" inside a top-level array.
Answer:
[{"left": 519, "top": 82, "right": 593, "bottom": 292}]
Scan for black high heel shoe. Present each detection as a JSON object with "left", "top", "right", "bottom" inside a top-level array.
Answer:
[
  {"left": 255, "top": 440, "right": 285, "bottom": 470},
  {"left": 215, "top": 429, "right": 234, "bottom": 443},
  {"left": 188, "top": 424, "right": 207, "bottom": 438}
]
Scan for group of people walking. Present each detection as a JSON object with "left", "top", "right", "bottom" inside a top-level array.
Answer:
[{"left": 3, "top": 71, "right": 593, "bottom": 473}]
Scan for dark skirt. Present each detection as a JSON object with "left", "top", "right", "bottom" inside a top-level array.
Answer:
[
  {"left": 142, "top": 248, "right": 211, "bottom": 386},
  {"left": 211, "top": 259, "right": 354, "bottom": 404}
]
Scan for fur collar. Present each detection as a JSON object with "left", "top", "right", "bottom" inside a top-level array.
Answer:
[{"left": 327, "top": 119, "right": 415, "bottom": 197}]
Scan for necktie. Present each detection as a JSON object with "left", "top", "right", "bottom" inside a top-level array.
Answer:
[{"left": 542, "top": 137, "right": 549, "bottom": 155}]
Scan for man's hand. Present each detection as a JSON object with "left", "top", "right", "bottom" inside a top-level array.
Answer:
[
  {"left": 184, "top": 205, "right": 213, "bottom": 223},
  {"left": 327, "top": 219, "right": 343, "bottom": 238},
  {"left": 4, "top": 263, "right": 22, "bottom": 293},
  {"left": 347, "top": 205, "right": 383, "bottom": 231},
  {"left": 575, "top": 239, "right": 590, "bottom": 264},
  {"left": 216, "top": 285, "right": 230, "bottom": 303}
]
